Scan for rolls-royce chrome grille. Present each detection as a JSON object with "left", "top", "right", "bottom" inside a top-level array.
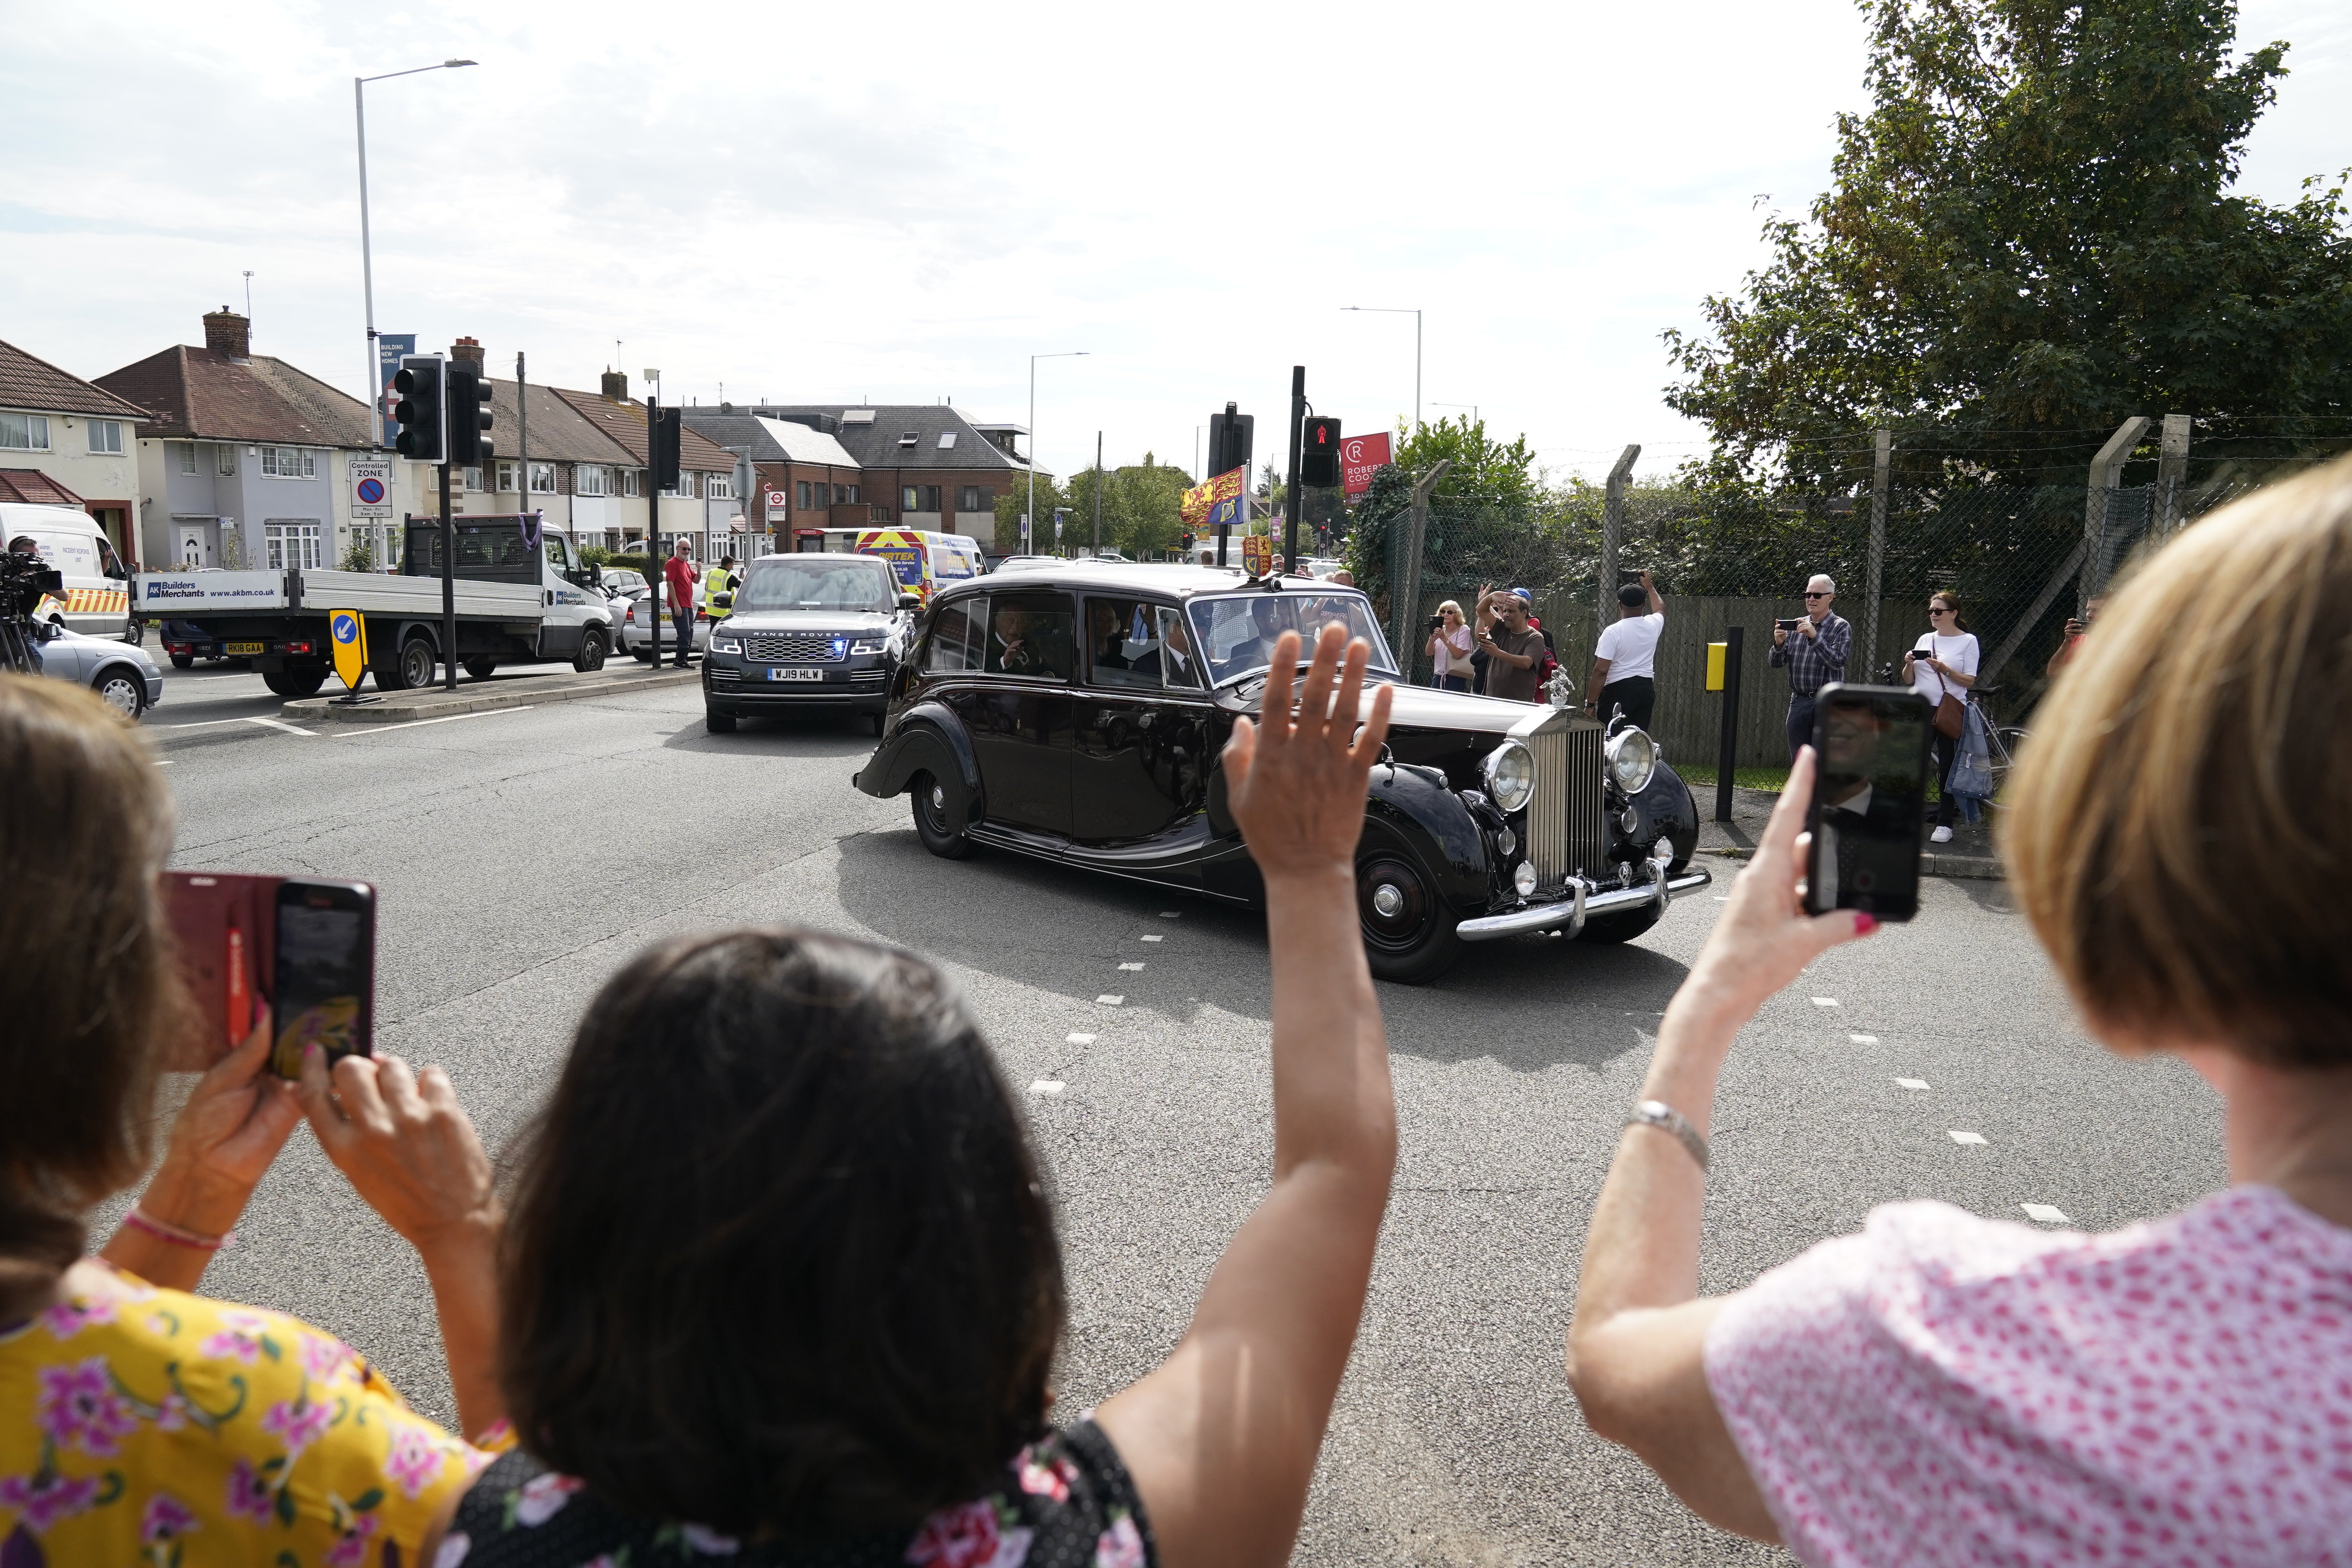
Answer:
[
  {"left": 1519, "top": 710, "right": 1608, "bottom": 891},
  {"left": 744, "top": 632, "right": 845, "bottom": 663}
]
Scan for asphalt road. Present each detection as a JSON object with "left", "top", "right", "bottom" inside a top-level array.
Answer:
[{"left": 134, "top": 661, "right": 2226, "bottom": 1567}]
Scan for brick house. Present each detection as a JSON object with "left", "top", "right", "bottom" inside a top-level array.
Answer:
[
  {"left": 0, "top": 336, "right": 149, "bottom": 563},
  {"left": 677, "top": 409, "right": 865, "bottom": 548}
]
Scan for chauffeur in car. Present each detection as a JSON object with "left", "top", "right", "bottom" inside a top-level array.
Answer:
[{"left": 855, "top": 564, "right": 1710, "bottom": 982}]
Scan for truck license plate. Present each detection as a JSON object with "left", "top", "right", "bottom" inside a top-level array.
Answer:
[
  {"left": 226, "top": 641, "right": 266, "bottom": 656},
  {"left": 768, "top": 668, "right": 825, "bottom": 682}
]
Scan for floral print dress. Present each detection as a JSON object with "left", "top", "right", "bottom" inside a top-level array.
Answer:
[
  {"left": 0, "top": 1264, "right": 492, "bottom": 1567},
  {"left": 442, "top": 1420, "right": 1154, "bottom": 1568}
]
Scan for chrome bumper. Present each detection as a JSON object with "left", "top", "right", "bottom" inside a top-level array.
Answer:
[{"left": 1457, "top": 855, "right": 1713, "bottom": 942}]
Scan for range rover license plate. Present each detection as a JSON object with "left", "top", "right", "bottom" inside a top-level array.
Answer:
[
  {"left": 768, "top": 668, "right": 825, "bottom": 681},
  {"left": 225, "top": 641, "right": 266, "bottom": 656}
]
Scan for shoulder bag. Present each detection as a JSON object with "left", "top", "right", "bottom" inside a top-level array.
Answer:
[{"left": 1918, "top": 640, "right": 1966, "bottom": 738}]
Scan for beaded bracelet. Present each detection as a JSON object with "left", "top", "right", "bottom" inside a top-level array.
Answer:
[{"left": 122, "top": 1207, "right": 234, "bottom": 1251}]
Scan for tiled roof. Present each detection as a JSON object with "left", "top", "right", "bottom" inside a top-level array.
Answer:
[
  {"left": 0, "top": 338, "right": 149, "bottom": 421},
  {"left": 549, "top": 387, "right": 734, "bottom": 472},
  {"left": 95, "top": 346, "right": 372, "bottom": 447},
  {"left": 487, "top": 379, "right": 643, "bottom": 465},
  {"left": 746, "top": 405, "right": 1032, "bottom": 474},
  {"left": 0, "top": 469, "right": 87, "bottom": 506},
  {"left": 678, "top": 410, "right": 860, "bottom": 468}
]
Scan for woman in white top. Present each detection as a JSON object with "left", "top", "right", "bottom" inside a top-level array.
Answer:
[
  {"left": 1428, "top": 599, "right": 1474, "bottom": 691},
  {"left": 1903, "top": 589, "right": 1980, "bottom": 842}
]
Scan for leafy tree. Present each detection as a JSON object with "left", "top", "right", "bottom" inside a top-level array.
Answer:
[
  {"left": 993, "top": 474, "right": 1067, "bottom": 550},
  {"left": 1390, "top": 416, "right": 1539, "bottom": 508},
  {"left": 1664, "top": 0, "right": 2352, "bottom": 487},
  {"left": 1062, "top": 456, "right": 1190, "bottom": 556}
]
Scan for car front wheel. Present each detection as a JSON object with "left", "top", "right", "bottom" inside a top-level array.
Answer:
[
  {"left": 1356, "top": 845, "right": 1462, "bottom": 984},
  {"left": 911, "top": 770, "right": 975, "bottom": 860},
  {"left": 92, "top": 667, "right": 149, "bottom": 719}
]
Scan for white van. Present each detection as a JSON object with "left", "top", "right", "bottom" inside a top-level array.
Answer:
[{"left": 0, "top": 503, "right": 132, "bottom": 640}]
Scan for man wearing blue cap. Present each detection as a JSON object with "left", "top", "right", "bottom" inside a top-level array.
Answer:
[{"left": 1475, "top": 586, "right": 1546, "bottom": 703}]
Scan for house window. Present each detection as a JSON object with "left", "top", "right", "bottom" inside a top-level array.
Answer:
[
  {"left": 576, "top": 466, "right": 608, "bottom": 496},
  {"left": 217, "top": 446, "right": 237, "bottom": 476},
  {"left": 846, "top": 485, "right": 859, "bottom": 504},
  {"left": 958, "top": 486, "right": 990, "bottom": 512},
  {"left": 496, "top": 460, "right": 520, "bottom": 493},
  {"left": 260, "top": 446, "right": 317, "bottom": 479},
  {"left": 263, "top": 520, "right": 325, "bottom": 570},
  {"left": 179, "top": 443, "right": 198, "bottom": 475},
  {"left": 463, "top": 466, "right": 483, "bottom": 491},
  {"left": 902, "top": 485, "right": 942, "bottom": 513},
  {"left": 937, "top": 432, "right": 956, "bottom": 450},
  {"left": 87, "top": 420, "right": 124, "bottom": 454},
  {"left": 797, "top": 481, "right": 813, "bottom": 509},
  {"left": 0, "top": 412, "right": 51, "bottom": 451},
  {"left": 706, "top": 474, "right": 732, "bottom": 500},
  {"left": 529, "top": 462, "right": 557, "bottom": 494},
  {"left": 621, "top": 469, "right": 642, "bottom": 498},
  {"left": 898, "top": 431, "right": 919, "bottom": 448}
]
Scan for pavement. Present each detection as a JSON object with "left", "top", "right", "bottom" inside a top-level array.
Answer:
[
  {"left": 132, "top": 662, "right": 2222, "bottom": 1566},
  {"left": 281, "top": 659, "right": 699, "bottom": 724},
  {"left": 1697, "top": 782, "right": 2004, "bottom": 879}
]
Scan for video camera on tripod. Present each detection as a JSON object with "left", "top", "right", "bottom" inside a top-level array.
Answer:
[{"left": 2, "top": 546, "right": 66, "bottom": 675}]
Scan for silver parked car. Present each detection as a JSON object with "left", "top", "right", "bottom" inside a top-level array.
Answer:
[{"left": 33, "top": 622, "right": 165, "bottom": 719}]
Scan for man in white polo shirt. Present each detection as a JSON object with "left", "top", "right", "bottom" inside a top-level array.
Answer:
[{"left": 1587, "top": 570, "right": 1664, "bottom": 729}]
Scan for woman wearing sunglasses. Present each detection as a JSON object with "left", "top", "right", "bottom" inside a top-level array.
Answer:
[{"left": 1903, "top": 591, "right": 1979, "bottom": 842}]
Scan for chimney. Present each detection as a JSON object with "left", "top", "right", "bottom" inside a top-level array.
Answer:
[
  {"left": 202, "top": 308, "right": 251, "bottom": 360},
  {"left": 601, "top": 369, "right": 629, "bottom": 401},
  {"left": 450, "top": 336, "right": 485, "bottom": 370}
]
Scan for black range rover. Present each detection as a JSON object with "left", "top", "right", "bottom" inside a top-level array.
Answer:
[
  {"left": 702, "top": 553, "right": 920, "bottom": 735},
  {"left": 854, "top": 563, "right": 1709, "bottom": 981}
]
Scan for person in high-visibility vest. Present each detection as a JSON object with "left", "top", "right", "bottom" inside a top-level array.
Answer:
[{"left": 705, "top": 555, "right": 737, "bottom": 619}]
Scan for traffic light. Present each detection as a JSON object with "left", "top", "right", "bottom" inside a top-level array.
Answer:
[
  {"left": 392, "top": 355, "right": 445, "bottom": 463},
  {"left": 1301, "top": 415, "right": 1341, "bottom": 485},
  {"left": 446, "top": 362, "right": 494, "bottom": 465},
  {"left": 1208, "top": 402, "right": 1253, "bottom": 476},
  {"left": 1181, "top": 531, "right": 1195, "bottom": 552},
  {"left": 649, "top": 405, "right": 682, "bottom": 492}
]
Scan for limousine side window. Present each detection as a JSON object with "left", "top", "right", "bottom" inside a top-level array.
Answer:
[
  {"left": 1082, "top": 597, "right": 1163, "bottom": 691},
  {"left": 983, "top": 591, "right": 1075, "bottom": 680},
  {"left": 924, "top": 595, "right": 987, "bottom": 671}
]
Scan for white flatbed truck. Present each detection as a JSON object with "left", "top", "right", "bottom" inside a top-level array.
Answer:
[{"left": 133, "top": 515, "right": 615, "bottom": 697}]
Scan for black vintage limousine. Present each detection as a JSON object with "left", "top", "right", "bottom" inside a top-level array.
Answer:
[{"left": 854, "top": 563, "right": 1710, "bottom": 981}]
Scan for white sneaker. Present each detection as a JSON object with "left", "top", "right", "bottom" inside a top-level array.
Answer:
[{"left": 1930, "top": 825, "right": 1954, "bottom": 843}]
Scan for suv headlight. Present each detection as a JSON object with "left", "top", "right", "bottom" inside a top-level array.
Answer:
[
  {"left": 849, "top": 638, "right": 886, "bottom": 655},
  {"left": 1481, "top": 739, "right": 1537, "bottom": 814},
  {"left": 1606, "top": 728, "right": 1658, "bottom": 793},
  {"left": 708, "top": 633, "right": 742, "bottom": 654}
]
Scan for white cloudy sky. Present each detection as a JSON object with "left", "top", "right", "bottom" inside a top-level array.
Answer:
[{"left": 6, "top": 0, "right": 2344, "bottom": 485}]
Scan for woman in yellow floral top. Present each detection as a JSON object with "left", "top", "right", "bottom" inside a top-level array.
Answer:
[{"left": 0, "top": 677, "right": 510, "bottom": 1567}]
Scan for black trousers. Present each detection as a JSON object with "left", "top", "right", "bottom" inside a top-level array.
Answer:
[
  {"left": 1596, "top": 676, "right": 1655, "bottom": 730},
  {"left": 1786, "top": 694, "right": 1817, "bottom": 762},
  {"left": 1933, "top": 726, "right": 1959, "bottom": 826}
]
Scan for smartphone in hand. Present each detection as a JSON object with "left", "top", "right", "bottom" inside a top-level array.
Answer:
[
  {"left": 163, "top": 872, "right": 376, "bottom": 1076},
  {"left": 270, "top": 879, "right": 376, "bottom": 1078},
  {"left": 1805, "top": 683, "right": 1933, "bottom": 921}
]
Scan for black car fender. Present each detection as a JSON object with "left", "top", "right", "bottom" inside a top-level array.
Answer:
[
  {"left": 854, "top": 702, "right": 984, "bottom": 824},
  {"left": 1365, "top": 763, "right": 1490, "bottom": 910},
  {"left": 1629, "top": 762, "right": 1701, "bottom": 871}
]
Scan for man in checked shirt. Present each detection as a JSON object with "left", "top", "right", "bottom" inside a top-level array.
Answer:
[{"left": 1769, "top": 572, "right": 1853, "bottom": 761}]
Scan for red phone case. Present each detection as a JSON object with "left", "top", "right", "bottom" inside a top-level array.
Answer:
[{"left": 161, "top": 871, "right": 281, "bottom": 1070}]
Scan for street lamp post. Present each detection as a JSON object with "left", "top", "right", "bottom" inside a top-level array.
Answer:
[
  {"left": 1027, "top": 350, "right": 1087, "bottom": 552},
  {"left": 1341, "top": 306, "right": 1421, "bottom": 434},
  {"left": 356, "top": 58, "right": 476, "bottom": 447},
  {"left": 1431, "top": 401, "right": 1479, "bottom": 426}
]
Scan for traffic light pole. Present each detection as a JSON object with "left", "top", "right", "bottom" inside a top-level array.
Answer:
[
  {"left": 1283, "top": 366, "right": 1304, "bottom": 575},
  {"left": 647, "top": 397, "right": 663, "bottom": 665},
  {"left": 439, "top": 461, "right": 457, "bottom": 691}
]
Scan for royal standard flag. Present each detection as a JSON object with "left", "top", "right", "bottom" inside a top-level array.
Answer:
[{"left": 1183, "top": 466, "right": 1247, "bottom": 528}]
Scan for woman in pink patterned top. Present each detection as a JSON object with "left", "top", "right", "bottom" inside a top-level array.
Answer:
[{"left": 1564, "top": 455, "right": 2352, "bottom": 1566}]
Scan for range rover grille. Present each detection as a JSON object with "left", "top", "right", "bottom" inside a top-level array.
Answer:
[
  {"left": 1526, "top": 717, "right": 1608, "bottom": 891},
  {"left": 744, "top": 632, "right": 845, "bottom": 663}
]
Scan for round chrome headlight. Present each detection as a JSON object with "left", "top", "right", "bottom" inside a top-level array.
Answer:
[
  {"left": 1482, "top": 739, "right": 1537, "bottom": 814},
  {"left": 1513, "top": 860, "right": 1537, "bottom": 897},
  {"left": 1605, "top": 728, "right": 1658, "bottom": 793}
]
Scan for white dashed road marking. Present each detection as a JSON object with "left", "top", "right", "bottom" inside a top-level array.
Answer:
[
  {"left": 1096, "top": 995, "right": 1124, "bottom": 1007},
  {"left": 243, "top": 716, "right": 316, "bottom": 737},
  {"left": 1811, "top": 996, "right": 1839, "bottom": 1007},
  {"left": 1118, "top": 962, "right": 1145, "bottom": 971},
  {"left": 1948, "top": 1130, "right": 1987, "bottom": 1145},
  {"left": 1895, "top": 1078, "right": 1930, "bottom": 1090},
  {"left": 1849, "top": 1033, "right": 1879, "bottom": 1045},
  {"left": 1159, "top": 911, "right": 1180, "bottom": 918},
  {"left": 333, "top": 707, "right": 538, "bottom": 737},
  {"left": 1066, "top": 1033, "right": 1096, "bottom": 1045},
  {"left": 1140, "top": 935, "right": 1163, "bottom": 942},
  {"left": 1029, "top": 1080, "right": 1065, "bottom": 1096},
  {"left": 2021, "top": 1203, "right": 2071, "bottom": 1224}
]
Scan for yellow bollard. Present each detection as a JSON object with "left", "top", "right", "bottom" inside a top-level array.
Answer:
[{"left": 1705, "top": 641, "right": 1728, "bottom": 692}]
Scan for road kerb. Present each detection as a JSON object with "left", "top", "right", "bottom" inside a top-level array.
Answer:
[{"left": 283, "top": 666, "right": 699, "bottom": 724}]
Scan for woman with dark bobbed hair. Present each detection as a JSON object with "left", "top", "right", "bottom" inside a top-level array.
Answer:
[
  {"left": 1566, "top": 456, "right": 2352, "bottom": 1561},
  {"left": 430, "top": 624, "right": 1401, "bottom": 1568}
]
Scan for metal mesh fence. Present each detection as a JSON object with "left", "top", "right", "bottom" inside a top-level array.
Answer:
[{"left": 1357, "top": 473, "right": 2276, "bottom": 770}]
